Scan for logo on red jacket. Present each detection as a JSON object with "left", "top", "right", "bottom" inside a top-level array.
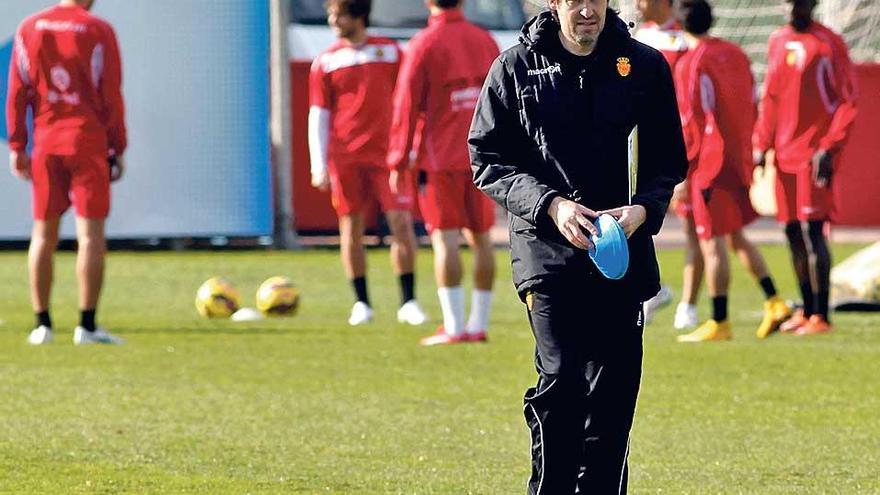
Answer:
[
  {"left": 616, "top": 57, "right": 631, "bottom": 77},
  {"left": 51, "top": 65, "right": 71, "bottom": 92}
]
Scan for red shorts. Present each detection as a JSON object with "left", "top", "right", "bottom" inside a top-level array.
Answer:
[
  {"left": 31, "top": 150, "right": 110, "bottom": 220},
  {"left": 691, "top": 183, "right": 758, "bottom": 240},
  {"left": 419, "top": 171, "right": 495, "bottom": 233},
  {"left": 774, "top": 166, "right": 833, "bottom": 223},
  {"left": 329, "top": 166, "right": 413, "bottom": 217}
]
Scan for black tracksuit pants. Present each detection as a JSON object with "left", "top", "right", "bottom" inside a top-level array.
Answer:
[{"left": 522, "top": 278, "right": 644, "bottom": 495}]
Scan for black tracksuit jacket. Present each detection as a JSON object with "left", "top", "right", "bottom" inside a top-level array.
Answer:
[{"left": 469, "top": 10, "right": 687, "bottom": 302}]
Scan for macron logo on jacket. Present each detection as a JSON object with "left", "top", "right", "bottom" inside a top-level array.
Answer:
[{"left": 527, "top": 64, "right": 561, "bottom": 77}]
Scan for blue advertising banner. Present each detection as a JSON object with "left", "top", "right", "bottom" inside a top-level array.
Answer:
[{"left": 0, "top": 1, "right": 272, "bottom": 239}]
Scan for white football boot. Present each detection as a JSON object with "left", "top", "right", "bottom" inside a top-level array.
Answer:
[
  {"left": 348, "top": 301, "right": 374, "bottom": 326},
  {"left": 73, "top": 326, "right": 124, "bottom": 345},
  {"left": 643, "top": 285, "right": 673, "bottom": 324},
  {"left": 397, "top": 300, "right": 427, "bottom": 326},
  {"left": 27, "top": 325, "right": 54, "bottom": 345},
  {"left": 673, "top": 303, "right": 699, "bottom": 330}
]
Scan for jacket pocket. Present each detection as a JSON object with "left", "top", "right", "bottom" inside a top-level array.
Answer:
[{"left": 518, "top": 85, "right": 544, "bottom": 145}]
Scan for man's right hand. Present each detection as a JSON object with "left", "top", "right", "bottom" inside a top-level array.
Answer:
[
  {"left": 110, "top": 155, "right": 126, "bottom": 182},
  {"left": 547, "top": 196, "right": 599, "bottom": 251},
  {"left": 9, "top": 150, "right": 31, "bottom": 181},
  {"left": 311, "top": 170, "right": 329, "bottom": 191}
]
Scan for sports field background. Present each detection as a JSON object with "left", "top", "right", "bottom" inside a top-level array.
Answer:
[{"left": 1, "top": 245, "right": 878, "bottom": 493}]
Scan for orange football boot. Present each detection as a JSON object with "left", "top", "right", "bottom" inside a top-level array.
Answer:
[
  {"left": 779, "top": 309, "right": 808, "bottom": 334},
  {"left": 793, "top": 315, "right": 832, "bottom": 336}
]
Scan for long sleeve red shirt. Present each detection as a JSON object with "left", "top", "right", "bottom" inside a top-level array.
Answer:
[
  {"left": 386, "top": 8, "right": 499, "bottom": 173},
  {"left": 753, "top": 22, "right": 857, "bottom": 173},
  {"left": 634, "top": 19, "right": 689, "bottom": 71},
  {"left": 675, "top": 37, "right": 756, "bottom": 190},
  {"left": 6, "top": 4, "right": 126, "bottom": 156},
  {"left": 309, "top": 36, "right": 401, "bottom": 171}
]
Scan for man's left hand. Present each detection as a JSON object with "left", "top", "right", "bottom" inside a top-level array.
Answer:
[
  {"left": 9, "top": 150, "right": 31, "bottom": 181},
  {"left": 598, "top": 204, "right": 647, "bottom": 238},
  {"left": 811, "top": 149, "right": 833, "bottom": 188}
]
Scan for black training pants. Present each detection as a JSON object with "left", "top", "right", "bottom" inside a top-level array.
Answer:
[{"left": 522, "top": 280, "right": 644, "bottom": 495}]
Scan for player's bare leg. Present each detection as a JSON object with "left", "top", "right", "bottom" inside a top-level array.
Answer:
[
  {"left": 678, "top": 236, "right": 731, "bottom": 342},
  {"left": 340, "top": 213, "right": 372, "bottom": 325},
  {"left": 71, "top": 217, "right": 121, "bottom": 345},
  {"left": 728, "top": 230, "right": 768, "bottom": 279},
  {"left": 75, "top": 217, "right": 106, "bottom": 311},
  {"left": 386, "top": 209, "right": 426, "bottom": 325},
  {"left": 431, "top": 229, "right": 463, "bottom": 289},
  {"left": 30, "top": 218, "right": 60, "bottom": 313},
  {"left": 385, "top": 209, "right": 416, "bottom": 275},
  {"left": 674, "top": 215, "right": 703, "bottom": 329},
  {"left": 462, "top": 228, "right": 495, "bottom": 341},
  {"left": 420, "top": 229, "right": 467, "bottom": 345},
  {"left": 340, "top": 213, "right": 367, "bottom": 279},
  {"left": 27, "top": 218, "right": 60, "bottom": 344},
  {"left": 682, "top": 215, "right": 704, "bottom": 304},
  {"left": 728, "top": 230, "right": 791, "bottom": 338}
]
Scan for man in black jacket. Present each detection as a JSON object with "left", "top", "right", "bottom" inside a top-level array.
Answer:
[{"left": 469, "top": 1, "right": 686, "bottom": 493}]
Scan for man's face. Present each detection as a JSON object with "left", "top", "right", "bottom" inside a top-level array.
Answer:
[
  {"left": 81, "top": 0, "right": 95, "bottom": 10},
  {"left": 327, "top": 4, "right": 361, "bottom": 39},
  {"left": 549, "top": 0, "right": 608, "bottom": 47},
  {"left": 785, "top": 0, "right": 816, "bottom": 32}
]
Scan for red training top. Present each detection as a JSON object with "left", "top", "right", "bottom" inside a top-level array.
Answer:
[
  {"left": 386, "top": 8, "right": 499, "bottom": 173},
  {"left": 7, "top": 4, "right": 126, "bottom": 156},
  {"left": 753, "top": 22, "right": 858, "bottom": 173},
  {"left": 309, "top": 36, "right": 401, "bottom": 170},
  {"left": 634, "top": 19, "right": 689, "bottom": 72},
  {"left": 675, "top": 37, "right": 756, "bottom": 189}
]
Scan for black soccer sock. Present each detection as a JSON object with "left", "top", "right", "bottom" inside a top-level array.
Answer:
[
  {"left": 399, "top": 273, "right": 415, "bottom": 305},
  {"left": 808, "top": 220, "right": 831, "bottom": 321},
  {"left": 712, "top": 296, "right": 728, "bottom": 322},
  {"left": 36, "top": 310, "right": 52, "bottom": 329},
  {"left": 80, "top": 309, "right": 97, "bottom": 332},
  {"left": 352, "top": 276, "right": 370, "bottom": 305},
  {"left": 785, "top": 222, "right": 813, "bottom": 314},
  {"left": 759, "top": 276, "right": 778, "bottom": 300},
  {"left": 799, "top": 283, "right": 815, "bottom": 317},
  {"left": 816, "top": 291, "right": 830, "bottom": 322}
]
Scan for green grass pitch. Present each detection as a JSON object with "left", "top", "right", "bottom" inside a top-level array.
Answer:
[{"left": 0, "top": 244, "right": 878, "bottom": 494}]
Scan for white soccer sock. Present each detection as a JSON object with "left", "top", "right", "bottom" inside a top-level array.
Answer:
[
  {"left": 437, "top": 286, "right": 465, "bottom": 336},
  {"left": 466, "top": 289, "right": 494, "bottom": 334}
]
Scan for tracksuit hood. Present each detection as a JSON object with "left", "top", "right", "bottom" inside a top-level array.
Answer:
[{"left": 519, "top": 9, "right": 632, "bottom": 55}]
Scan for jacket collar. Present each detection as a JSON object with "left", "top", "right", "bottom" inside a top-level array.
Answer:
[
  {"left": 520, "top": 9, "right": 632, "bottom": 60},
  {"left": 429, "top": 8, "right": 466, "bottom": 27}
]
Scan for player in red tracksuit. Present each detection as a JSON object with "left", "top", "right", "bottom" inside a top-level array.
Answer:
[
  {"left": 754, "top": 0, "right": 858, "bottom": 335},
  {"left": 7, "top": 0, "right": 126, "bottom": 345},
  {"left": 387, "top": 0, "right": 499, "bottom": 346},
  {"left": 673, "top": 0, "right": 792, "bottom": 343},
  {"left": 634, "top": 0, "right": 702, "bottom": 331},
  {"left": 308, "top": 0, "right": 426, "bottom": 328}
]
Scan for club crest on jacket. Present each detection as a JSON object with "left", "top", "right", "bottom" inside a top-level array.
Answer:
[{"left": 617, "top": 57, "right": 631, "bottom": 77}]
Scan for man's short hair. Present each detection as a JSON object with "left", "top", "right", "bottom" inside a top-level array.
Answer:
[
  {"left": 325, "top": 0, "right": 372, "bottom": 26},
  {"left": 434, "top": 0, "right": 462, "bottom": 8},
  {"left": 679, "top": 0, "right": 713, "bottom": 35}
]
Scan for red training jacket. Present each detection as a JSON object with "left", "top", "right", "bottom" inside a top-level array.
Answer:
[
  {"left": 7, "top": 4, "right": 126, "bottom": 156},
  {"left": 386, "top": 8, "right": 499, "bottom": 173},
  {"left": 753, "top": 22, "right": 857, "bottom": 173},
  {"left": 675, "top": 37, "right": 755, "bottom": 189}
]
